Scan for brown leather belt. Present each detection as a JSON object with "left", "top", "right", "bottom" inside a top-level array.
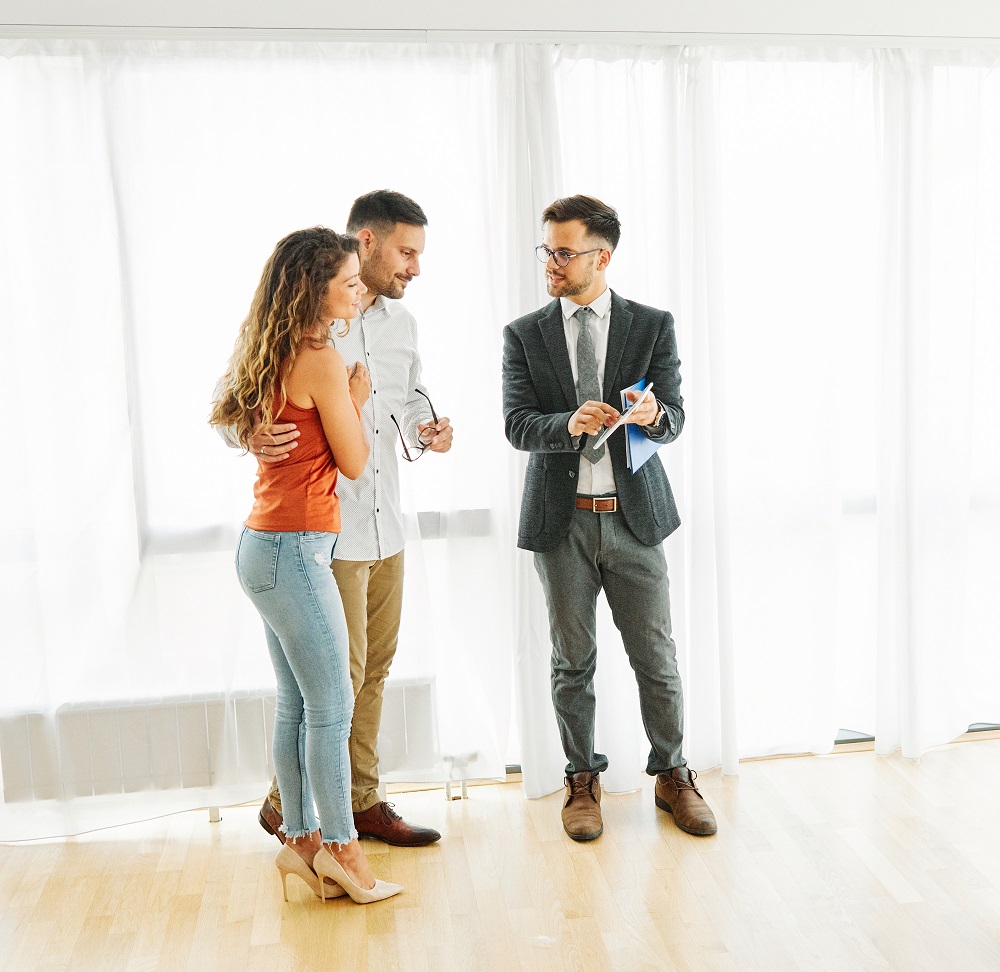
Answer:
[{"left": 576, "top": 496, "right": 618, "bottom": 513}]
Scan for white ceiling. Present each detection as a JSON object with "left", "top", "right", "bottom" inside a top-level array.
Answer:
[{"left": 2, "top": 0, "right": 1000, "bottom": 40}]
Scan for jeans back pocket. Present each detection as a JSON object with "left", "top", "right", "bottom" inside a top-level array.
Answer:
[{"left": 237, "top": 528, "right": 281, "bottom": 593}]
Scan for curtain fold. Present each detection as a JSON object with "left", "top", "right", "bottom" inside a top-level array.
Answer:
[
  {"left": 2, "top": 38, "right": 998, "bottom": 837},
  {"left": 498, "top": 43, "right": 570, "bottom": 800},
  {"left": 874, "top": 49, "right": 1000, "bottom": 757}
]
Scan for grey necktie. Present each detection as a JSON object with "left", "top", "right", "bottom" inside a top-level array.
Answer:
[{"left": 575, "top": 305, "right": 604, "bottom": 463}]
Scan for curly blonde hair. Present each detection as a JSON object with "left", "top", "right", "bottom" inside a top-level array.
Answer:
[{"left": 210, "top": 227, "right": 359, "bottom": 450}]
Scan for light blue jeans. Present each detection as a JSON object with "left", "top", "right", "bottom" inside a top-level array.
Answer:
[{"left": 236, "top": 527, "right": 356, "bottom": 843}]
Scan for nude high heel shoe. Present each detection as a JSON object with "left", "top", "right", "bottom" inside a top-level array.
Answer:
[
  {"left": 312, "top": 846, "right": 403, "bottom": 904},
  {"left": 275, "top": 845, "right": 347, "bottom": 901}
]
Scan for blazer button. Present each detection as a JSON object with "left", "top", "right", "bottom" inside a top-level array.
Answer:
[{"left": 569, "top": 471, "right": 576, "bottom": 478}]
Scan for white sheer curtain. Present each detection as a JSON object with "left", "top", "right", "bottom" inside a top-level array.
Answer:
[
  {"left": 2, "top": 38, "right": 999, "bottom": 836},
  {"left": 0, "top": 39, "right": 518, "bottom": 838},
  {"left": 874, "top": 49, "right": 1000, "bottom": 756}
]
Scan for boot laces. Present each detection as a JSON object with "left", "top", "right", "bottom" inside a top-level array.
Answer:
[{"left": 566, "top": 776, "right": 597, "bottom": 801}]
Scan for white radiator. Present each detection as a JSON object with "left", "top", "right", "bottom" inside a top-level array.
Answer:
[
  {"left": 377, "top": 677, "right": 440, "bottom": 776},
  {"left": 0, "top": 678, "right": 438, "bottom": 803}
]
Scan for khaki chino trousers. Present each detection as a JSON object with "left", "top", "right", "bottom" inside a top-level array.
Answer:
[{"left": 268, "top": 549, "right": 405, "bottom": 816}]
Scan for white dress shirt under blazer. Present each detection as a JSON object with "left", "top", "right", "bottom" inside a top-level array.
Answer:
[{"left": 560, "top": 288, "right": 617, "bottom": 496}]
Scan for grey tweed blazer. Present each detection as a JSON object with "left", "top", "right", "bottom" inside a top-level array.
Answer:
[{"left": 502, "top": 291, "right": 684, "bottom": 553}]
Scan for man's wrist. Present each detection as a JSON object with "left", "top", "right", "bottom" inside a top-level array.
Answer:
[{"left": 645, "top": 401, "right": 667, "bottom": 428}]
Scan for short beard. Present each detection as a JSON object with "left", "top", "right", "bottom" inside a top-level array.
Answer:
[
  {"left": 546, "top": 266, "right": 594, "bottom": 299},
  {"left": 361, "top": 246, "right": 405, "bottom": 300}
]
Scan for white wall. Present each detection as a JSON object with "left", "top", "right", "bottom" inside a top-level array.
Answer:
[{"left": 3, "top": 0, "right": 1000, "bottom": 40}]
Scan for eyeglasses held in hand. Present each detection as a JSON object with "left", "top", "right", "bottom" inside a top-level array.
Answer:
[
  {"left": 535, "top": 244, "right": 604, "bottom": 268},
  {"left": 390, "top": 389, "right": 439, "bottom": 462}
]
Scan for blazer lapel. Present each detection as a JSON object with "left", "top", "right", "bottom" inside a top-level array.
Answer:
[
  {"left": 602, "top": 291, "right": 633, "bottom": 402},
  {"left": 537, "top": 300, "right": 579, "bottom": 409}
]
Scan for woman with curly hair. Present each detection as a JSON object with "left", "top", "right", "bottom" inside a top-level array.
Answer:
[{"left": 210, "top": 227, "right": 402, "bottom": 905}]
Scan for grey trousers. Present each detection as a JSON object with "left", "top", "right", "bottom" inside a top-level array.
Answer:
[{"left": 533, "top": 505, "right": 685, "bottom": 777}]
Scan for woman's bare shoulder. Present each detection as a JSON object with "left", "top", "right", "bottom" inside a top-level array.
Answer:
[
  {"left": 294, "top": 342, "right": 346, "bottom": 376},
  {"left": 285, "top": 343, "right": 347, "bottom": 408}
]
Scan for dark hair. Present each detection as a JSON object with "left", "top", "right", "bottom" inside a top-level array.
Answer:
[
  {"left": 346, "top": 189, "right": 428, "bottom": 237},
  {"left": 541, "top": 195, "right": 621, "bottom": 250},
  {"left": 209, "top": 227, "right": 359, "bottom": 449}
]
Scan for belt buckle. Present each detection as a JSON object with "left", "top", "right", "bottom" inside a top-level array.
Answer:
[{"left": 593, "top": 496, "right": 617, "bottom": 513}]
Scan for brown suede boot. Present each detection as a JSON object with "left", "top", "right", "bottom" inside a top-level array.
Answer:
[
  {"left": 561, "top": 771, "right": 603, "bottom": 841},
  {"left": 654, "top": 767, "right": 717, "bottom": 836}
]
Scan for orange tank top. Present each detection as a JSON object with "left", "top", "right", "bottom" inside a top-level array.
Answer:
[{"left": 245, "top": 398, "right": 342, "bottom": 533}]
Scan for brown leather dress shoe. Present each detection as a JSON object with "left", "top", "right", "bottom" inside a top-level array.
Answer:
[
  {"left": 353, "top": 802, "right": 441, "bottom": 847},
  {"left": 654, "top": 767, "right": 718, "bottom": 836},
  {"left": 561, "top": 771, "right": 603, "bottom": 841},
  {"left": 258, "top": 795, "right": 286, "bottom": 844}
]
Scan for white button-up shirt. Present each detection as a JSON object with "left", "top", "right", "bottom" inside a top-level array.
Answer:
[
  {"left": 560, "top": 288, "right": 617, "bottom": 496},
  {"left": 331, "top": 295, "right": 432, "bottom": 562}
]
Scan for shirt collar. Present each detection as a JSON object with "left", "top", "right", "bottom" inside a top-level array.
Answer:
[
  {"left": 362, "top": 294, "right": 389, "bottom": 318},
  {"left": 560, "top": 287, "right": 612, "bottom": 322}
]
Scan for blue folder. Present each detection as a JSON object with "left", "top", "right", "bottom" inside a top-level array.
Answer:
[{"left": 621, "top": 378, "right": 663, "bottom": 473}]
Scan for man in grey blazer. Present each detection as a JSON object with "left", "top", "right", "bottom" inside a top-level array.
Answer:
[{"left": 502, "top": 195, "right": 717, "bottom": 840}]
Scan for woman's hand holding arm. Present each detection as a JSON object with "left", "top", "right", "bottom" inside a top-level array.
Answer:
[{"left": 297, "top": 346, "right": 370, "bottom": 480}]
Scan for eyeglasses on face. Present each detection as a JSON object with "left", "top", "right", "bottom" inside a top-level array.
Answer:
[
  {"left": 390, "top": 388, "right": 439, "bottom": 462},
  {"left": 535, "top": 244, "right": 604, "bottom": 268}
]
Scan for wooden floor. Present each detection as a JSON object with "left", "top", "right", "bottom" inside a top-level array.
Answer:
[{"left": 2, "top": 739, "right": 1000, "bottom": 971}]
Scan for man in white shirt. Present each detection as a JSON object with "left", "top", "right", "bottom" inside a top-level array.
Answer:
[{"left": 253, "top": 191, "right": 452, "bottom": 846}]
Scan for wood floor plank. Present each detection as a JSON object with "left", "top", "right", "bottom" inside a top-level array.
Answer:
[
  {"left": 539, "top": 837, "right": 592, "bottom": 921},
  {"left": 392, "top": 906, "right": 431, "bottom": 972},
  {"left": 409, "top": 853, "right": 454, "bottom": 951},
  {"left": 69, "top": 914, "right": 117, "bottom": 971}
]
